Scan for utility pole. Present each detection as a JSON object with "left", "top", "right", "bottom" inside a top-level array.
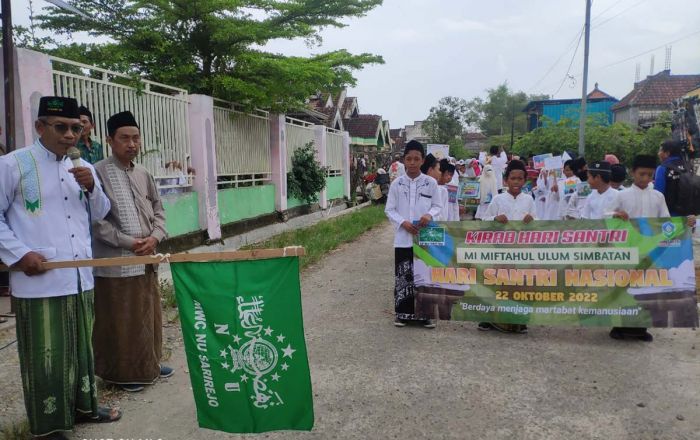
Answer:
[
  {"left": 578, "top": 0, "right": 592, "bottom": 157},
  {"left": 1, "top": 0, "right": 15, "bottom": 152}
]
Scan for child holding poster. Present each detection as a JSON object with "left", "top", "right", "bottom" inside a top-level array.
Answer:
[
  {"left": 565, "top": 158, "right": 592, "bottom": 219},
  {"left": 610, "top": 154, "right": 697, "bottom": 342},
  {"left": 385, "top": 141, "right": 442, "bottom": 328},
  {"left": 479, "top": 160, "right": 536, "bottom": 334},
  {"left": 438, "top": 159, "right": 457, "bottom": 221},
  {"left": 547, "top": 159, "right": 580, "bottom": 219}
]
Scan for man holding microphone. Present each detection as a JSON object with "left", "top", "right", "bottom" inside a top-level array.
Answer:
[{"left": 0, "top": 96, "right": 120, "bottom": 440}]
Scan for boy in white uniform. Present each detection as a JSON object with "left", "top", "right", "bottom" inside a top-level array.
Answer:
[
  {"left": 611, "top": 155, "right": 696, "bottom": 341},
  {"left": 580, "top": 161, "right": 619, "bottom": 220},
  {"left": 385, "top": 141, "right": 442, "bottom": 328},
  {"left": 479, "top": 160, "right": 536, "bottom": 333}
]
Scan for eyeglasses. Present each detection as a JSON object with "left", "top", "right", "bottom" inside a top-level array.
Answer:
[{"left": 42, "top": 121, "right": 84, "bottom": 136}]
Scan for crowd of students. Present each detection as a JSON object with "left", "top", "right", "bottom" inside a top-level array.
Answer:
[{"left": 385, "top": 139, "right": 696, "bottom": 341}]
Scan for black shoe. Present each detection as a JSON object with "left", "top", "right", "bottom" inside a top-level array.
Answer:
[
  {"left": 477, "top": 322, "right": 492, "bottom": 331},
  {"left": 423, "top": 319, "right": 437, "bottom": 329},
  {"left": 394, "top": 318, "right": 407, "bottom": 327},
  {"left": 609, "top": 327, "right": 625, "bottom": 340},
  {"left": 610, "top": 327, "right": 653, "bottom": 342}
]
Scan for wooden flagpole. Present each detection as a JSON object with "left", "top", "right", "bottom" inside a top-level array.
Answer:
[{"left": 0, "top": 247, "right": 305, "bottom": 271}]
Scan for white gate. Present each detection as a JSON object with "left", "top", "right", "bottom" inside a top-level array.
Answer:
[
  {"left": 285, "top": 117, "right": 315, "bottom": 169},
  {"left": 50, "top": 56, "right": 192, "bottom": 188},
  {"left": 214, "top": 101, "right": 271, "bottom": 187}
]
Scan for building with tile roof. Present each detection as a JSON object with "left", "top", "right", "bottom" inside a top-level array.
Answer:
[{"left": 612, "top": 70, "right": 700, "bottom": 127}]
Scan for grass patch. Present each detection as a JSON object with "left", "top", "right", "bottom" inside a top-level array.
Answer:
[
  {"left": 243, "top": 204, "right": 387, "bottom": 270},
  {"left": 159, "top": 280, "right": 180, "bottom": 322}
]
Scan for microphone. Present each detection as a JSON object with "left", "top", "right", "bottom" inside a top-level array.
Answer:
[{"left": 67, "top": 146, "right": 88, "bottom": 194}]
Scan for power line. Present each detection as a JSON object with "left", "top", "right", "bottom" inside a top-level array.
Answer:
[
  {"left": 591, "top": 0, "right": 625, "bottom": 22},
  {"left": 527, "top": 26, "right": 584, "bottom": 93},
  {"left": 553, "top": 29, "right": 585, "bottom": 96},
  {"left": 578, "top": 30, "right": 700, "bottom": 74},
  {"left": 537, "top": 29, "right": 700, "bottom": 93},
  {"left": 528, "top": 0, "right": 651, "bottom": 95},
  {"left": 592, "top": 0, "right": 649, "bottom": 29}
]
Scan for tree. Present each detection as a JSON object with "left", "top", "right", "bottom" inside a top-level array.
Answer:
[
  {"left": 512, "top": 114, "right": 672, "bottom": 165},
  {"left": 423, "top": 96, "right": 471, "bottom": 158},
  {"left": 37, "top": 0, "right": 384, "bottom": 112},
  {"left": 424, "top": 96, "right": 468, "bottom": 143},
  {"left": 287, "top": 142, "right": 327, "bottom": 205},
  {"left": 465, "top": 82, "right": 548, "bottom": 139}
]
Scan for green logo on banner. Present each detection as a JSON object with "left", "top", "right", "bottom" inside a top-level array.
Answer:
[
  {"left": 419, "top": 226, "right": 446, "bottom": 246},
  {"left": 662, "top": 221, "right": 676, "bottom": 239},
  {"left": 218, "top": 296, "right": 298, "bottom": 408}
]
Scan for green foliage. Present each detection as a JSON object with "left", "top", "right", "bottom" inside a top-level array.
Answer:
[
  {"left": 424, "top": 96, "right": 469, "bottom": 144},
  {"left": 244, "top": 205, "right": 386, "bottom": 270},
  {"left": 287, "top": 142, "right": 328, "bottom": 205},
  {"left": 466, "top": 83, "right": 548, "bottom": 137},
  {"left": 512, "top": 114, "right": 672, "bottom": 164},
  {"left": 36, "top": 0, "right": 384, "bottom": 112},
  {"left": 448, "top": 137, "right": 468, "bottom": 159}
]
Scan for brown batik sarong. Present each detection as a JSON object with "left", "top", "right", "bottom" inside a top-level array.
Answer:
[{"left": 93, "top": 266, "right": 162, "bottom": 384}]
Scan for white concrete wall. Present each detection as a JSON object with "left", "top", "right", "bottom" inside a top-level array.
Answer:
[
  {"left": 188, "top": 94, "right": 221, "bottom": 240},
  {"left": 0, "top": 48, "right": 53, "bottom": 149}
]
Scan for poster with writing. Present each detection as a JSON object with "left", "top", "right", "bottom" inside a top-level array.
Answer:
[
  {"left": 533, "top": 153, "right": 553, "bottom": 170},
  {"left": 446, "top": 185, "right": 459, "bottom": 204}
]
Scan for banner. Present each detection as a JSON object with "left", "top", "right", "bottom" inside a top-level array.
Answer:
[
  {"left": 413, "top": 218, "right": 698, "bottom": 328},
  {"left": 172, "top": 257, "right": 314, "bottom": 433}
]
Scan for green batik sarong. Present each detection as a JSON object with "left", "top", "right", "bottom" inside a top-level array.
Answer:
[{"left": 13, "top": 290, "right": 99, "bottom": 436}]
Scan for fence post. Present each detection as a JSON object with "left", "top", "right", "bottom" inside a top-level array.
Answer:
[
  {"left": 314, "top": 125, "right": 328, "bottom": 209},
  {"left": 270, "top": 114, "right": 288, "bottom": 212},
  {"left": 188, "top": 94, "right": 222, "bottom": 241},
  {"left": 343, "top": 131, "right": 351, "bottom": 199},
  {"left": 0, "top": 48, "right": 53, "bottom": 148}
]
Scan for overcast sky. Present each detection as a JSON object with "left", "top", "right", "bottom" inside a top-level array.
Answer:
[{"left": 11, "top": 0, "right": 700, "bottom": 128}]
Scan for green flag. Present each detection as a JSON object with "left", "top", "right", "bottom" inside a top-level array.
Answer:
[{"left": 171, "top": 257, "right": 314, "bottom": 433}]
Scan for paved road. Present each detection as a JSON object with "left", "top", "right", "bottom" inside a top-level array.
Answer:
[{"left": 6, "top": 223, "right": 700, "bottom": 439}]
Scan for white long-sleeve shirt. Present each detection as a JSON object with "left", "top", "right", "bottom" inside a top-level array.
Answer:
[
  {"left": 479, "top": 151, "right": 508, "bottom": 190},
  {"left": 613, "top": 184, "right": 670, "bottom": 218},
  {"left": 482, "top": 191, "right": 537, "bottom": 221},
  {"left": 580, "top": 186, "right": 619, "bottom": 220},
  {"left": 0, "top": 140, "right": 111, "bottom": 298},
  {"left": 437, "top": 185, "right": 450, "bottom": 221},
  {"left": 385, "top": 173, "right": 442, "bottom": 248}
]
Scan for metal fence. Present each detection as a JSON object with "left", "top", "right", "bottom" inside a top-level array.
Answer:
[
  {"left": 214, "top": 101, "right": 271, "bottom": 187},
  {"left": 285, "top": 117, "right": 315, "bottom": 170},
  {"left": 326, "top": 128, "right": 344, "bottom": 177},
  {"left": 49, "top": 56, "right": 192, "bottom": 188}
]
